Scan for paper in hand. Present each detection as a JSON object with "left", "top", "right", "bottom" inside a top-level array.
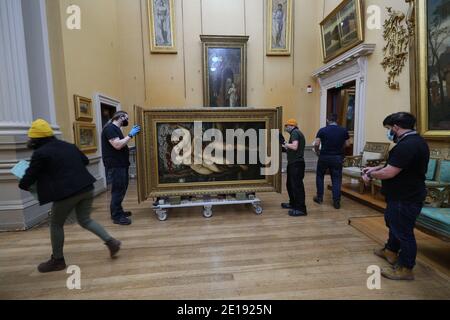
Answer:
[{"left": 11, "top": 160, "right": 30, "bottom": 179}]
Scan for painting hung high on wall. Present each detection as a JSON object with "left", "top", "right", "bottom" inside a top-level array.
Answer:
[
  {"left": 200, "top": 35, "right": 249, "bottom": 108},
  {"left": 148, "top": 0, "right": 176, "bottom": 53},
  {"left": 133, "top": 106, "right": 283, "bottom": 201},
  {"left": 414, "top": 0, "right": 450, "bottom": 139},
  {"left": 267, "top": 0, "right": 293, "bottom": 56},
  {"left": 320, "top": 0, "right": 364, "bottom": 63}
]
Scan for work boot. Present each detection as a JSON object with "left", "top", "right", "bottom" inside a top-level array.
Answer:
[
  {"left": 105, "top": 238, "right": 121, "bottom": 258},
  {"left": 37, "top": 255, "right": 66, "bottom": 273},
  {"left": 313, "top": 196, "right": 323, "bottom": 204},
  {"left": 281, "top": 203, "right": 293, "bottom": 209},
  {"left": 374, "top": 247, "right": 398, "bottom": 265},
  {"left": 381, "top": 266, "right": 414, "bottom": 281},
  {"left": 113, "top": 216, "right": 132, "bottom": 225},
  {"left": 123, "top": 211, "right": 132, "bottom": 217},
  {"left": 288, "top": 209, "right": 307, "bottom": 217},
  {"left": 333, "top": 201, "right": 341, "bottom": 209}
]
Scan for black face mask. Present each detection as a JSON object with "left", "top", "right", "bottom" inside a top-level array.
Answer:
[{"left": 121, "top": 117, "right": 129, "bottom": 127}]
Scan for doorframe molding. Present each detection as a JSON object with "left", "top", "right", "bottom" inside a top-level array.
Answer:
[
  {"left": 93, "top": 93, "right": 121, "bottom": 189},
  {"left": 313, "top": 43, "right": 375, "bottom": 154}
]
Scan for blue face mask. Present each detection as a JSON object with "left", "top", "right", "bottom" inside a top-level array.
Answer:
[{"left": 386, "top": 129, "right": 395, "bottom": 142}]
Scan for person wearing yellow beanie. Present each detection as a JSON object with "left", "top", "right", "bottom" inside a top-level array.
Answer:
[
  {"left": 28, "top": 119, "right": 54, "bottom": 139},
  {"left": 281, "top": 118, "right": 307, "bottom": 217},
  {"left": 19, "top": 119, "right": 121, "bottom": 273}
]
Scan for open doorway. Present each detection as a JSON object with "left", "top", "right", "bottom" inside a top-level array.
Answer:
[
  {"left": 326, "top": 80, "right": 356, "bottom": 156},
  {"left": 100, "top": 103, "right": 117, "bottom": 128}
]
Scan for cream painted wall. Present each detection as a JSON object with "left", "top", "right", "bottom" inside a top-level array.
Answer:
[
  {"left": 47, "top": 0, "right": 414, "bottom": 146},
  {"left": 48, "top": 0, "right": 123, "bottom": 142},
  {"left": 319, "top": 0, "right": 412, "bottom": 144},
  {"left": 116, "top": 0, "right": 323, "bottom": 142}
]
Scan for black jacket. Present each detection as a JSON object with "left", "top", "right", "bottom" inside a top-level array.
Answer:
[{"left": 19, "top": 139, "right": 96, "bottom": 205}]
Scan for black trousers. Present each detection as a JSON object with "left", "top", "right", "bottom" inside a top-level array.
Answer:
[
  {"left": 286, "top": 161, "right": 306, "bottom": 212},
  {"left": 106, "top": 167, "right": 129, "bottom": 221}
]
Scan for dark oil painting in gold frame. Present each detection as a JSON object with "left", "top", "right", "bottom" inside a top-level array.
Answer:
[
  {"left": 414, "top": 0, "right": 450, "bottom": 139},
  {"left": 134, "top": 106, "right": 282, "bottom": 202},
  {"left": 200, "top": 35, "right": 249, "bottom": 108},
  {"left": 320, "top": 0, "right": 364, "bottom": 63}
]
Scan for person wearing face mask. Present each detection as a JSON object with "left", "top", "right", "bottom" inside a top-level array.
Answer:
[
  {"left": 101, "top": 111, "right": 141, "bottom": 225},
  {"left": 313, "top": 114, "right": 351, "bottom": 209},
  {"left": 19, "top": 119, "right": 121, "bottom": 273},
  {"left": 281, "top": 119, "right": 307, "bottom": 217},
  {"left": 362, "top": 112, "right": 429, "bottom": 281}
]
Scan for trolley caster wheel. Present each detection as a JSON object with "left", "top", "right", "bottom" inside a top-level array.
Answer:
[
  {"left": 253, "top": 205, "right": 263, "bottom": 215},
  {"left": 156, "top": 210, "right": 168, "bottom": 221},
  {"left": 203, "top": 206, "right": 213, "bottom": 218}
]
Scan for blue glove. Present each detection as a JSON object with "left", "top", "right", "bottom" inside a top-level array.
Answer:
[{"left": 128, "top": 125, "right": 141, "bottom": 138}]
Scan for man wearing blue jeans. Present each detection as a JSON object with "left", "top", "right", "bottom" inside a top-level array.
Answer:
[
  {"left": 313, "top": 114, "right": 350, "bottom": 209},
  {"left": 101, "top": 111, "right": 141, "bottom": 225},
  {"left": 363, "top": 112, "right": 429, "bottom": 281}
]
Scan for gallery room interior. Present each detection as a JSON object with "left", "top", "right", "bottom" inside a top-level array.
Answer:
[{"left": 0, "top": 0, "right": 449, "bottom": 300}]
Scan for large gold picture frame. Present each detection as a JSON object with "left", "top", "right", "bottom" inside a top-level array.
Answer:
[
  {"left": 134, "top": 106, "right": 282, "bottom": 202},
  {"left": 200, "top": 35, "right": 249, "bottom": 108},
  {"left": 320, "top": 0, "right": 364, "bottom": 63},
  {"left": 414, "top": 0, "right": 450, "bottom": 140},
  {"left": 148, "top": 0, "right": 177, "bottom": 53},
  {"left": 266, "top": 0, "right": 293, "bottom": 56}
]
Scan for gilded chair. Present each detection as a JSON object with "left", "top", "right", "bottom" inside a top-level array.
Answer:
[{"left": 342, "top": 142, "right": 391, "bottom": 193}]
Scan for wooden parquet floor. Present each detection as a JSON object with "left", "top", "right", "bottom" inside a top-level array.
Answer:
[{"left": 0, "top": 173, "right": 449, "bottom": 299}]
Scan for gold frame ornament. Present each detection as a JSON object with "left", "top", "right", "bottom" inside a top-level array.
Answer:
[
  {"left": 73, "top": 122, "right": 98, "bottom": 154},
  {"left": 320, "top": 0, "right": 364, "bottom": 63},
  {"left": 74, "top": 95, "right": 93, "bottom": 122},
  {"left": 266, "top": 0, "right": 293, "bottom": 56},
  {"left": 134, "top": 106, "right": 283, "bottom": 202},
  {"left": 200, "top": 35, "right": 249, "bottom": 108},
  {"left": 148, "top": 0, "right": 177, "bottom": 53},
  {"left": 414, "top": 0, "right": 450, "bottom": 140}
]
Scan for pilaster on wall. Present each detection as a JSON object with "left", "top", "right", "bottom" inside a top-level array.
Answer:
[{"left": 0, "top": 0, "right": 51, "bottom": 230}]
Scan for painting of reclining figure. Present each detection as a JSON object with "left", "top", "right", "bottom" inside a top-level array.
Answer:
[
  {"left": 134, "top": 107, "right": 282, "bottom": 201},
  {"left": 156, "top": 122, "right": 266, "bottom": 184}
]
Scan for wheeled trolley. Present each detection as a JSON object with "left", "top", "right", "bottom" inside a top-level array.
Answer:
[{"left": 152, "top": 194, "right": 263, "bottom": 221}]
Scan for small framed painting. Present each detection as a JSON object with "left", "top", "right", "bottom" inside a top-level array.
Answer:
[
  {"left": 148, "top": 0, "right": 177, "bottom": 53},
  {"left": 74, "top": 95, "right": 93, "bottom": 122},
  {"left": 74, "top": 122, "right": 97, "bottom": 154}
]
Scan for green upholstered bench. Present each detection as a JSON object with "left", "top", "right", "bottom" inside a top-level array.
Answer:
[
  {"left": 416, "top": 207, "right": 450, "bottom": 241},
  {"left": 371, "top": 158, "right": 450, "bottom": 207},
  {"left": 424, "top": 159, "right": 450, "bottom": 208}
]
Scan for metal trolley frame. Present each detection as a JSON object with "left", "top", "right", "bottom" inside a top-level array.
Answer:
[{"left": 152, "top": 193, "right": 263, "bottom": 221}]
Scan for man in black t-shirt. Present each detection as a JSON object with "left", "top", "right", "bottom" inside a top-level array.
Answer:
[
  {"left": 313, "top": 114, "right": 351, "bottom": 209},
  {"left": 362, "top": 112, "right": 429, "bottom": 281},
  {"left": 281, "top": 119, "right": 307, "bottom": 217},
  {"left": 101, "top": 111, "right": 141, "bottom": 225}
]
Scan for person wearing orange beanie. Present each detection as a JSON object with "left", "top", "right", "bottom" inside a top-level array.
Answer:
[{"left": 281, "top": 119, "right": 308, "bottom": 217}]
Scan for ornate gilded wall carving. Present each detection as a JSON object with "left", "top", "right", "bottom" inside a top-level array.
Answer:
[{"left": 381, "top": 4, "right": 415, "bottom": 90}]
